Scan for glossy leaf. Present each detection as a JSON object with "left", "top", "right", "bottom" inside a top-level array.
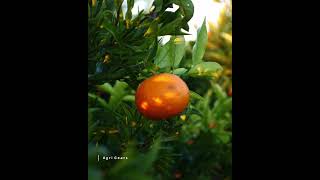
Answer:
[
  {"left": 122, "top": 95, "right": 135, "bottom": 102},
  {"left": 172, "top": 68, "right": 187, "bottom": 75},
  {"left": 172, "top": 0, "right": 194, "bottom": 21},
  {"left": 192, "top": 18, "right": 208, "bottom": 65},
  {"left": 154, "top": 40, "right": 171, "bottom": 68},
  {"left": 154, "top": 36, "right": 185, "bottom": 68},
  {"left": 158, "top": 16, "right": 183, "bottom": 36},
  {"left": 172, "top": 0, "right": 194, "bottom": 31},
  {"left": 172, "top": 36, "right": 186, "bottom": 67},
  {"left": 107, "top": 81, "right": 129, "bottom": 110},
  {"left": 153, "top": 0, "right": 163, "bottom": 13},
  {"left": 190, "top": 90, "right": 205, "bottom": 101},
  {"left": 188, "top": 62, "right": 223, "bottom": 77}
]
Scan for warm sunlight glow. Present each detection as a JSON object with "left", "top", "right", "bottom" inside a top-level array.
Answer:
[
  {"left": 152, "top": 76, "right": 170, "bottom": 82},
  {"left": 185, "top": 0, "right": 225, "bottom": 41},
  {"left": 164, "top": 92, "right": 176, "bottom": 99},
  {"left": 152, "top": 97, "right": 163, "bottom": 105},
  {"left": 140, "top": 101, "right": 149, "bottom": 110}
]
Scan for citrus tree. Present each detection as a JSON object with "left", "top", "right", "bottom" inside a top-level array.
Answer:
[{"left": 88, "top": 0, "right": 231, "bottom": 179}]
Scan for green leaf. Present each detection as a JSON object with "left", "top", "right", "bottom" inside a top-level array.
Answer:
[
  {"left": 172, "top": 0, "right": 194, "bottom": 21},
  {"left": 153, "top": 0, "right": 163, "bottom": 13},
  {"left": 211, "top": 82, "right": 227, "bottom": 99},
  {"left": 125, "top": 0, "right": 134, "bottom": 21},
  {"left": 108, "top": 81, "right": 129, "bottom": 110},
  {"left": 172, "top": 36, "right": 185, "bottom": 67},
  {"left": 143, "top": 20, "right": 159, "bottom": 37},
  {"left": 101, "top": 21, "right": 120, "bottom": 43},
  {"left": 154, "top": 36, "right": 185, "bottom": 68},
  {"left": 190, "top": 90, "right": 205, "bottom": 101},
  {"left": 219, "top": 133, "right": 231, "bottom": 144},
  {"left": 192, "top": 18, "right": 208, "bottom": 65},
  {"left": 142, "top": 138, "right": 161, "bottom": 171},
  {"left": 143, "top": 37, "right": 158, "bottom": 63},
  {"left": 95, "top": 81, "right": 130, "bottom": 110},
  {"left": 97, "top": 83, "right": 114, "bottom": 94},
  {"left": 172, "top": 68, "right": 187, "bottom": 75},
  {"left": 88, "top": 93, "right": 109, "bottom": 109},
  {"left": 213, "top": 96, "right": 232, "bottom": 120},
  {"left": 122, "top": 95, "right": 135, "bottom": 102},
  {"left": 188, "top": 62, "right": 222, "bottom": 77},
  {"left": 172, "top": 0, "right": 194, "bottom": 31},
  {"left": 159, "top": 16, "right": 183, "bottom": 36},
  {"left": 158, "top": 11, "right": 178, "bottom": 26},
  {"left": 188, "top": 105, "right": 203, "bottom": 117},
  {"left": 154, "top": 40, "right": 171, "bottom": 68}
]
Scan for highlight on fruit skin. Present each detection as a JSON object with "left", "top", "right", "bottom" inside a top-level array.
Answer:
[{"left": 135, "top": 73, "right": 190, "bottom": 120}]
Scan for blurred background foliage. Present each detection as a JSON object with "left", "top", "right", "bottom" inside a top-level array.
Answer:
[{"left": 88, "top": 0, "right": 232, "bottom": 179}]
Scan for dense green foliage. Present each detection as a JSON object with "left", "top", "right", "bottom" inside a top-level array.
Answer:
[{"left": 88, "top": 0, "right": 231, "bottom": 179}]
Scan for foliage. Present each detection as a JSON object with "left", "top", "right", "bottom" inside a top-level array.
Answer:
[
  {"left": 205, "top": 1, "right": 232, "bottom": 94},
  {"left": 88, "top": 0, "right": 231, "bottom": 179}
]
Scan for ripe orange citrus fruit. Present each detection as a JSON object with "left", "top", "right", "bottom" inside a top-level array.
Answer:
[{"left": 135, "top": 73, "right": 190, "bottom": 120}]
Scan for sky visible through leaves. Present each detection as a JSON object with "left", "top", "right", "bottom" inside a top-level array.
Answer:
[{"left": 122, "top": 0, "right": 227, "bottom": 43}]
